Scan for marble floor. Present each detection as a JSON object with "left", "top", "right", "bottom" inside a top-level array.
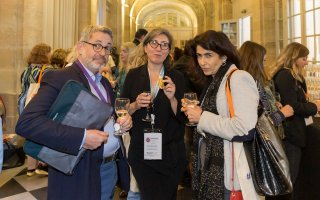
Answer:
[{"left": 0, "top": 163, "right": 192, "bottom": 200}]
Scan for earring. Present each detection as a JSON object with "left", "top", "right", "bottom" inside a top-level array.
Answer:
[{"left": 222, "top": 57, "right": 227, "bottom": 66}]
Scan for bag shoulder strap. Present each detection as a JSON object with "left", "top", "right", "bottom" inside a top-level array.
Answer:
[
  {"left": 37, "top": 65, "right": 46, "bottom": 83},
  {"left": 225, "top": 68, "right": 238, "bottom": 192},
  {"left": 226, "top": 68, "right": 238, "bottom": 118}
]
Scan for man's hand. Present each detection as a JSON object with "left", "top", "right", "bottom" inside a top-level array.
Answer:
[
  {"left": 83, "top": 130, "right": 109, "bottom": 150},
  {"left": 116, "top": 113, "right": 132, "bottom": 132}
]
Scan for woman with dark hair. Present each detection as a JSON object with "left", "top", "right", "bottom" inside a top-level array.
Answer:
[
  {"left": 121, "top": 28, "right": 186, "bottom": 200},
  {"left": 269, "top": 42, "right": 320, "bottom": 199},
  {"left": 182, "top": 30, "right": 260, "bottom": 199}
]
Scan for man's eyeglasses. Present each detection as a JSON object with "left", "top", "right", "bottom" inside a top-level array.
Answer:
[
  {"left": 82, "top": 41, "right": 112, "bottom": 54},
  {"left": 148, "top": 40, "right": 170, "bottom": 50}
]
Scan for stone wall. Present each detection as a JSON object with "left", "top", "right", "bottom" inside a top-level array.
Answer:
[{"left": 0, "top": 0, "right": 92, "bottom": 133}]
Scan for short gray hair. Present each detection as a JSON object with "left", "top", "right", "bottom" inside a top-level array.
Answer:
[{"left": 79, "top": 25, "right": 113, "bottom": 42}]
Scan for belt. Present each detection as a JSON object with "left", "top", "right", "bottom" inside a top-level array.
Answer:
[{"left": 102, "top": 151, "right": 118, "bottom": 164}]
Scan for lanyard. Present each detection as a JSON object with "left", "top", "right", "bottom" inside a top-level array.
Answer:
[
  {"left": 76, "top": 60, "right": 109, "bottom": 103},
  {"left": 149, "top": 66, "right": 164, "bottom": 97}
]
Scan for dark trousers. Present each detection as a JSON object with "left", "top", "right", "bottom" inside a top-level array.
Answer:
[
  {"left": 265, "top": 140, "right": 301, "bottom": 200},
  {"left": 283, "top": 140, "right": 301, "bottom": 185}
]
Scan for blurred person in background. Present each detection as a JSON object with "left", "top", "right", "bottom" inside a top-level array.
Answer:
[
  {"left": 269, "top": 42, "right": 320, "bottom": 199},
  {"left": 133, "top": 28, "right": 148, "bottom": 46},
  {"left": 116, "top": 42, "right": 136, "bottom": 97},
  {"left": 50, "top": 48, "right": 68, "bottom": 68},
  {"left": 18, "top": 43, "right": 54, "bottom": 177},
  {"left": 239, "top": 41, "right": 294, "bottom": 136}
]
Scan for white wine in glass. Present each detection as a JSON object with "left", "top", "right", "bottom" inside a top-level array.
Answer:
[
  {"left": 114, "top": 98, "right": 130, "bottom": 136},
  {"left": 183, "top": 92, "right": 199, "bottom": 126}
]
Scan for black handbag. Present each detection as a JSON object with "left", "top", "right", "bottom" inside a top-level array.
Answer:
[
  {"left": 226, "top": 71, "right": 292, "bottom": 196},
  {"left": 243, "top": 111, "right": 292, "bottom": 196},
  {"left": 2, "top": 139, "right": 25, "bottom": 170}
]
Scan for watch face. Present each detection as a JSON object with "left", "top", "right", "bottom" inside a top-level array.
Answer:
[{"left": 114, "top": 123, "right": 120, "bottom": 131}]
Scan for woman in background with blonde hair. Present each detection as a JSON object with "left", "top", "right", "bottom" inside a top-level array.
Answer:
[
  {"left": 116, "top": 42, "right": 136, "bottom": 97},
  {"left": 269, "top": 42, "right": 320, "bottom": 199}
]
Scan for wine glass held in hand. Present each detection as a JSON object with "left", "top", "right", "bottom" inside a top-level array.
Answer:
[
  {"left": 142, "top": 91, "right": 154, "bottom": 122},
  {"left": 114, "top": 98, "right": 130, "bottom": 136},
  {"left": 183, "top": 92, "right": 199, "bottom": 126}
]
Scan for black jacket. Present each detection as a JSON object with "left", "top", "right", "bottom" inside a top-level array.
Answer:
[
  {"left": 121, "top": 64, "right": 187, "bottom": 199},
  {"left": 273, "top": 68, "right": 317, "bottom": 147}
]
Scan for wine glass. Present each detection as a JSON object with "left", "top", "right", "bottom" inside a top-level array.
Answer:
[
  {"left": 114, "top": 98, "right": 130, "bottom": 136},
  {"left": 142, "top": 91, "right": 154, "bottom": 122},
  {"left": 183, "top": 92, "right": 199, "bottom": 126}
]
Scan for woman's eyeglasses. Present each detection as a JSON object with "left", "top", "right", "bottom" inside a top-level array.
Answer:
[{"left": 148, "top": 40, "right": 170, "bottom": 50}]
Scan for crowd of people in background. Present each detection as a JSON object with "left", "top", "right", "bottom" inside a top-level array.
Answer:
[{"left": 3, "top": 24, "right": 318, "bottom": 200}]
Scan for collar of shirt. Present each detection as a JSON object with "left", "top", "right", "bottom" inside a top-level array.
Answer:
[{"left": 79, "top": 61, "right": 102, "bottom": 84}]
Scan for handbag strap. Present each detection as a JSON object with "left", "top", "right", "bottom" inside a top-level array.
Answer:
[
  {"left": 226, "top": 69, "right": 237, "bottom": 118},
  {"left": 37, "top": 65, "right": 46, "bottom": 83},
  {"left": 225, "top": 68, "right": 238, "bottom": 192}
]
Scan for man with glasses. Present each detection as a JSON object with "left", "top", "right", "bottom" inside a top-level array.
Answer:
[{"left": 16, "top": 25, "right": 132, "bottom": 200}]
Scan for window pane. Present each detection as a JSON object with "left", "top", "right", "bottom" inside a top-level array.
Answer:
[
  {"left": 316, "top": 36, "right": 320, "bottom": 62},
  {"left": 306, "top": 11, "right": 314, "bottom": 35},
  {"left": 316, "top": 0, "right": 320, "bottom": 8},
  {"left": 287, "top": 0, "right": 291, "bottom": 16},
  {"left": 288, "top": 17, "right": 291, "bottom": 39},
  {"left": 307, "top": 37, "right": 315, "bottom": 62},
  {"left": 306, "top": 0, "right": 314, "bottom": 10},
  {"left": 316, "top": 9, "right": 320, "bottom": 34},
  {"left": 292, "top": 15, "right": 301, "bottom": 37},
  {"left": 287, "top": 0, "right": 292, "bottom": 17},
  {"left": 294, "top": 38, "right": 301, "bottom": 43},
  {"left": 293, "top": 0, "right": 301, "bottom": 14}
]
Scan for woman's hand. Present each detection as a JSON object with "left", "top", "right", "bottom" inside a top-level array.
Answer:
[
  {"left": 129, "top": 92, "right": 152, "bottom": 114},
  {"left": 280, "top": 104, "right": 294, "bottom": 118},
  {"left": 135, "top": 92, "right": 152, "bottom": 109},
  {"left": 162, "top": 76, "right": 176, "bottom": 101},
  {"left": 181, "top": 98, "right": 202, "bottom": 123}
]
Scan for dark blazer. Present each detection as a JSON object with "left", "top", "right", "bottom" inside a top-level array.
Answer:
[
  {"left": 273, "top": 68, "right": 317, "bottom": 147},
  {"left": 121, "top": 64, "right": 187, "bottom": 199},
  {"left": 15, "top": 62, "right": 115, "bottom": 200}
]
